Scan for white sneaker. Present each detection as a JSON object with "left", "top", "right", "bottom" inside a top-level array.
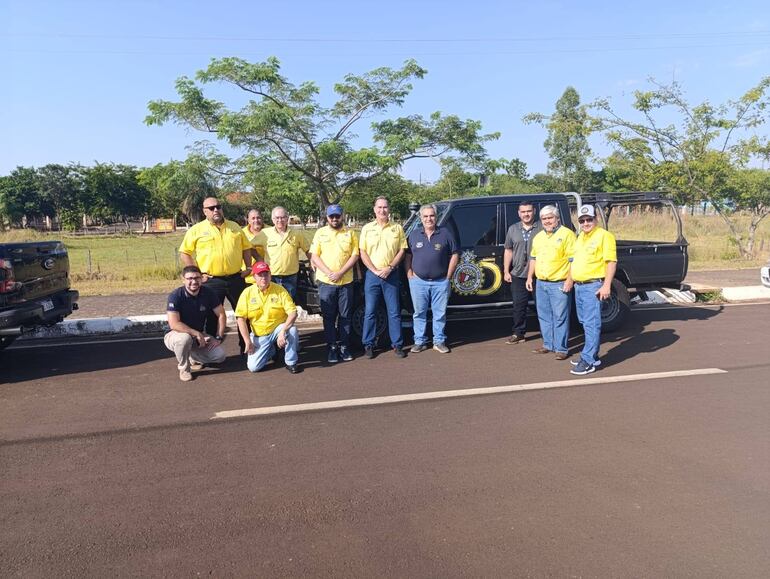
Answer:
[{"left": 179, "top": 369, "right": 193, "bottom": 382}]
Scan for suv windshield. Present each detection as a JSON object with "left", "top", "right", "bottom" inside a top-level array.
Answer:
[{"left": 403, "top": 202, "right": 450, "bottom": 236}]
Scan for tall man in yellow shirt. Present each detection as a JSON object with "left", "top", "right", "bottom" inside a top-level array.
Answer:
[
  {"left": 359, "top": 196, "right": 408, "bottom": 359},
  {"left": 262, "top": 206, "right": 310, "bottom": 300},
  {"left": 236, "top": 261, "right": 300, "bottom": 374},
  {"left": 310, "top": 204, "right": 359, "bottom": 364},
  {"left": 566, "top": 205, "right": 617, "bottom": 375},
  {"left": 179, "top": 197, "right": 253, "bottom": 348},
  {"left": 526, "top": 205, "right": 576, "bottom": 360}
]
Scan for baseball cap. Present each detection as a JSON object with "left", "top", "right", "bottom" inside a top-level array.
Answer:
[
  {"left": 251, "top": 261, "right": 271, "bottom": 275},
  {"left": 326, "top": 204, "right": 343, "bottom": 217},
  {"left": 578, "top": 205, "right": 596, "bottom": 219}
]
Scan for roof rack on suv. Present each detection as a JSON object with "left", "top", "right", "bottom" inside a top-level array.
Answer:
[{"left": 576, "top": 191, "right": 666, "bottom": 205}]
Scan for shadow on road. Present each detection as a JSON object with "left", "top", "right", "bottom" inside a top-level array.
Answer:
[{"left": 589, "top": 304, "right": 724, "bottom": 368}]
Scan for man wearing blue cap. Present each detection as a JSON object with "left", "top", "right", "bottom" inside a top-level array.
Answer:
[{"left": 309, "top": 204, "right": 360, "bottom": 363}]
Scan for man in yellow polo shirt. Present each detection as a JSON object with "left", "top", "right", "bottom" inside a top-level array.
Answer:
[
  {"left": 243, "top": 208, "right": 267, "bottom": 261},
  {"left": 262, "top": 206, "right": 310, "bottom": 300},
  {"left": 525, "top": 204, "right": 576, "bottom": 360},
  {"left": 310, "top": 204, "right": 359, "bottom": 364},
  {"left": 566, "top": 205, "right": 617, "bottom": 375},
  {"left": 235, "top": 261, "right": 300, "bottom": 374},
  {"left": 359, "top": 195, "right": 408, "bottom": 359},
  {"left": 179, "top": 196, "right": 252, "bottom": 348}
]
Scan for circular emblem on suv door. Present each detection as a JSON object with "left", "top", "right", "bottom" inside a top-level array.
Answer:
[
  {"left": 451, "top": 250, "right": 503, "bottom": 296},
  {"left": 42, "top": 257, "right": 55, "bottom": 270}
]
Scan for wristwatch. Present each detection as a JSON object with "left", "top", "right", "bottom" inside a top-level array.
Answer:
[{"left": 215, "top": 334, "right": 224, "bottom": 341}]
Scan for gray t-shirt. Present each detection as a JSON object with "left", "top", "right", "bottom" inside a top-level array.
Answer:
[{"left": 504, "top": 221, "right": 543, "bottom": 278}]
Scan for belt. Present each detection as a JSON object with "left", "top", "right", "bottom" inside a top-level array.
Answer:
[
  {"left": 205, "top": 272, "right": 242, "bottom": 280},
  {"left": 574, "top": 278, "right": 603, "bottom": 285},
  {"left": 539, "top": 278, "right": 566, "bottom": 283}
]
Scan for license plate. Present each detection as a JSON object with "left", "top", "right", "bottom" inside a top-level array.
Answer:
[{"left": 40, "top": 299, "right": 54, "bottom": 312}]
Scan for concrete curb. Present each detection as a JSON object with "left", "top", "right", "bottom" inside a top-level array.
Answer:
[{"left": 18, "top": 308, "right": 322, "bottom": 342}]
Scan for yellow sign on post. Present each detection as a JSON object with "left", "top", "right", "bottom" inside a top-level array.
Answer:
[{"left": 154, "top": 219, "right": 176, "bottom": 232}]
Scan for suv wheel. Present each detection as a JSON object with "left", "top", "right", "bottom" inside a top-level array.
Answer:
[
  {"left": 601, "top": 280, "right": 631, "bottom": 332},
  {"left": 351, "top": 303, "right": 387, "bottom": 347}
]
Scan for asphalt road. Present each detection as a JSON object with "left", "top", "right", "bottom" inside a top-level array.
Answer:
[{"left": 2, "top": 302, "right": 769, "bottom": 577}]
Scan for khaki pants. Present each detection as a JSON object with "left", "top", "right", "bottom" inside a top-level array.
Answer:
[{"left": 163, "top": 331, "right": 226, "bottom": 372}]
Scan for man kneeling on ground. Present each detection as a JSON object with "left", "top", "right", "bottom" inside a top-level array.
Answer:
[
  {"left": 236, "top": 261, "right": 300, "bottom": 374},
  {"left": 165, "top": 265, "right": 227, "bottom": 382}
]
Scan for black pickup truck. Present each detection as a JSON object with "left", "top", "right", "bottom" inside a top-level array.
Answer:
[
  {"left": 297, "top": 192, "right": 688, "bottom": 343},
  {"left": 0, "top": 241, "right": 79, "bottom": 350}
]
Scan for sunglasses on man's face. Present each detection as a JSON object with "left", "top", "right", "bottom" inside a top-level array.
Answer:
[
  {"left": 579, "top": 217, "right": 594, "bottom": 223},
  {"left": 204, "top": 204, "right": 222, "bottom": 211},
  {"left": 328, "top": 214, "right": 342, "bottom": 219}
]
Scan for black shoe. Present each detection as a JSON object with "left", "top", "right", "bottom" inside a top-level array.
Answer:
[
  {"left": 286, "top": 364, "right": 299, "bottom": 374},
  {"left": 327, "top": 347, "right": 339, "bottom": 364},
  {"left": 339, "top": 345, "right": 354, "bottom": 361},
  {"left": 365, "top": 346, "right": 375, "bottom": 359},
  {"left": 394, "top": 347, "right": 406, "bottom": 359}
]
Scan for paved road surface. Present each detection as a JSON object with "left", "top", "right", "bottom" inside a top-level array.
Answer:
[{"left": 2, "top": 302, "right": 769, "bottom": 577}]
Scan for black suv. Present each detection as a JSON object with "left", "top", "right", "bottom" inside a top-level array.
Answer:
[{"left": 297, "top": 192, "right": 688, "bottom": 345}]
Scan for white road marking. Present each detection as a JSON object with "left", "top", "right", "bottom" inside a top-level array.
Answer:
[{"left": 212, "top": 367, "right": 727, "bottom": 420}]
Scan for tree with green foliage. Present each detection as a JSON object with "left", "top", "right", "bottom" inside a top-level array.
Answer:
[
  {"left": 37, "top": 164, "right": 84, "bottom": 230},
  {"left": 138, "top": 159, "right": 218, "bottom": 225},
  {"left": 0, "top": 167, "right": 41, "bottom": 228},
  {"left": 524, "top": 86, "right": 592, "bottom": 192},
  {"left": 146, "top": 57, "right": 498, "bottom": 214},
  {"left": 82, "top": 164, "right": 149, "bottom": 229},
  {"left": 589, "top": 77, "right": 770, "bottom": 257}
]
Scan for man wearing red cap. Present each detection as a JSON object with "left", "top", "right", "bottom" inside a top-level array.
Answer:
[{"left": 235, "top": 261, "right": 300, "bottom": 374}]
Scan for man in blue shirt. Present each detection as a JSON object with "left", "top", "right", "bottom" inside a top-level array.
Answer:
[
  {"left": 404, "top": 204, "right": 460, "bottom": 353},
  {"left": 165, "top": 265, "right": 227, "bottom": 381}
]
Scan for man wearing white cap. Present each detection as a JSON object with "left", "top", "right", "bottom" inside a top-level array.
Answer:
[{"left": 566, "top": 205, "right": 617, "bottom": 375}]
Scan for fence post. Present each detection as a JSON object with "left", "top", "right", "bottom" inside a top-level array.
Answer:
[{"left": 87, "top": 249, "right": 92, "bottom": 274}]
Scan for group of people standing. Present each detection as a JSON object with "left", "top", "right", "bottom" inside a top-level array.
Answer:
[
  {"left": 505, "top": 201, "right": 617, "bottom": 376},
  {"left": 164, "top": 196, "right": 616, "bottom": 381}
]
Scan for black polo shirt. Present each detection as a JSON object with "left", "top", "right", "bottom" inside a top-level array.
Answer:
[
  {"left": 166, "top": 285, "right": 220, "bottom": 332},
  {"left": 407, "top": 226, "right": 459, "bottom": 280}
]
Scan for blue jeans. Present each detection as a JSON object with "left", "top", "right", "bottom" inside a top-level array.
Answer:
[
  {"left": 363, "top": 269, "right": 402, "bottom": 349},
  {"left": 246, "top": 323, "right": 299, "bottom": 372},
  {"left": 535, "top": 280, "right": 571, "bottom": 354},
  {"left": 409, "top": 276, "right": 450, "bottom": 345},
  {"left": 574, "top": 281, "right": 602, "bottom": 365},
  {"left": 272, "top": 274, "right": 297, "bottom": 301},
  {"left": 318, "top": 281, "right": 353, "bottom": 348}
]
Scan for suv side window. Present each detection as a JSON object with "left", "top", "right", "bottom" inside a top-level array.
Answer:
[
  {"left": 505, "top": 201, "right": 543, "bottom": 231},
  {"left": 446, "top": 204, "right": 499, "bottom": 248}
]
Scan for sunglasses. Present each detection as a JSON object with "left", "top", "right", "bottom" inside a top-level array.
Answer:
[
  {"left": 579, "top": 217, "right": 594, "bottom": 223},
  {"left": 328, "top": 214, "right": 342, "bottom": 219},
  {"left": 204, "top": 204, "right": 222, "bottom": 211}
]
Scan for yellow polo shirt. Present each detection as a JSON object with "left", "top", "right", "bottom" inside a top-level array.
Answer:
[
  {"left": 309, "top": 226, "right": 360, "bottom": 286},
  {"left": 359, "top": 220, "right": 407, "bottom": 269},
  {"left": 530, "top": 225, "right": 576, "bottom": 282},
  {"left": 235, "top": 282, "right": 297, "bottom": 336},
  {"left": 179, "top": 219, "right": 250, "bottom": 277},
  {"left": 571, "top": 227, "right": 617, "bottom": 281},
  {"left": 242, "top": 225, "right": 267, "bottom": 259},
  {"left": 262, "top": 227, "right": 310, "bottom": 276}
]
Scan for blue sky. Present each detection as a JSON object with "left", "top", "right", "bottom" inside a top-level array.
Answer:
[{"left": 2, "top": 0, "right": 769, "bottom": 183}]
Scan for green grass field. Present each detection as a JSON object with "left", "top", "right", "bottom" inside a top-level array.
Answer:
[{"left": 2, "top": 214, "right": 768, "bottom": 296}]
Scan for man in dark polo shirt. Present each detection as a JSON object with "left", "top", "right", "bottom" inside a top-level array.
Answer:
[
  {"left": 404, "top": 204, "right": 459, "bottom": 354},
  {"left": 164, "top": 265, "right": 227, "bottom": 382},
  {"left": 503, "top": 200, "right": 542, "bottom": 344}
]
